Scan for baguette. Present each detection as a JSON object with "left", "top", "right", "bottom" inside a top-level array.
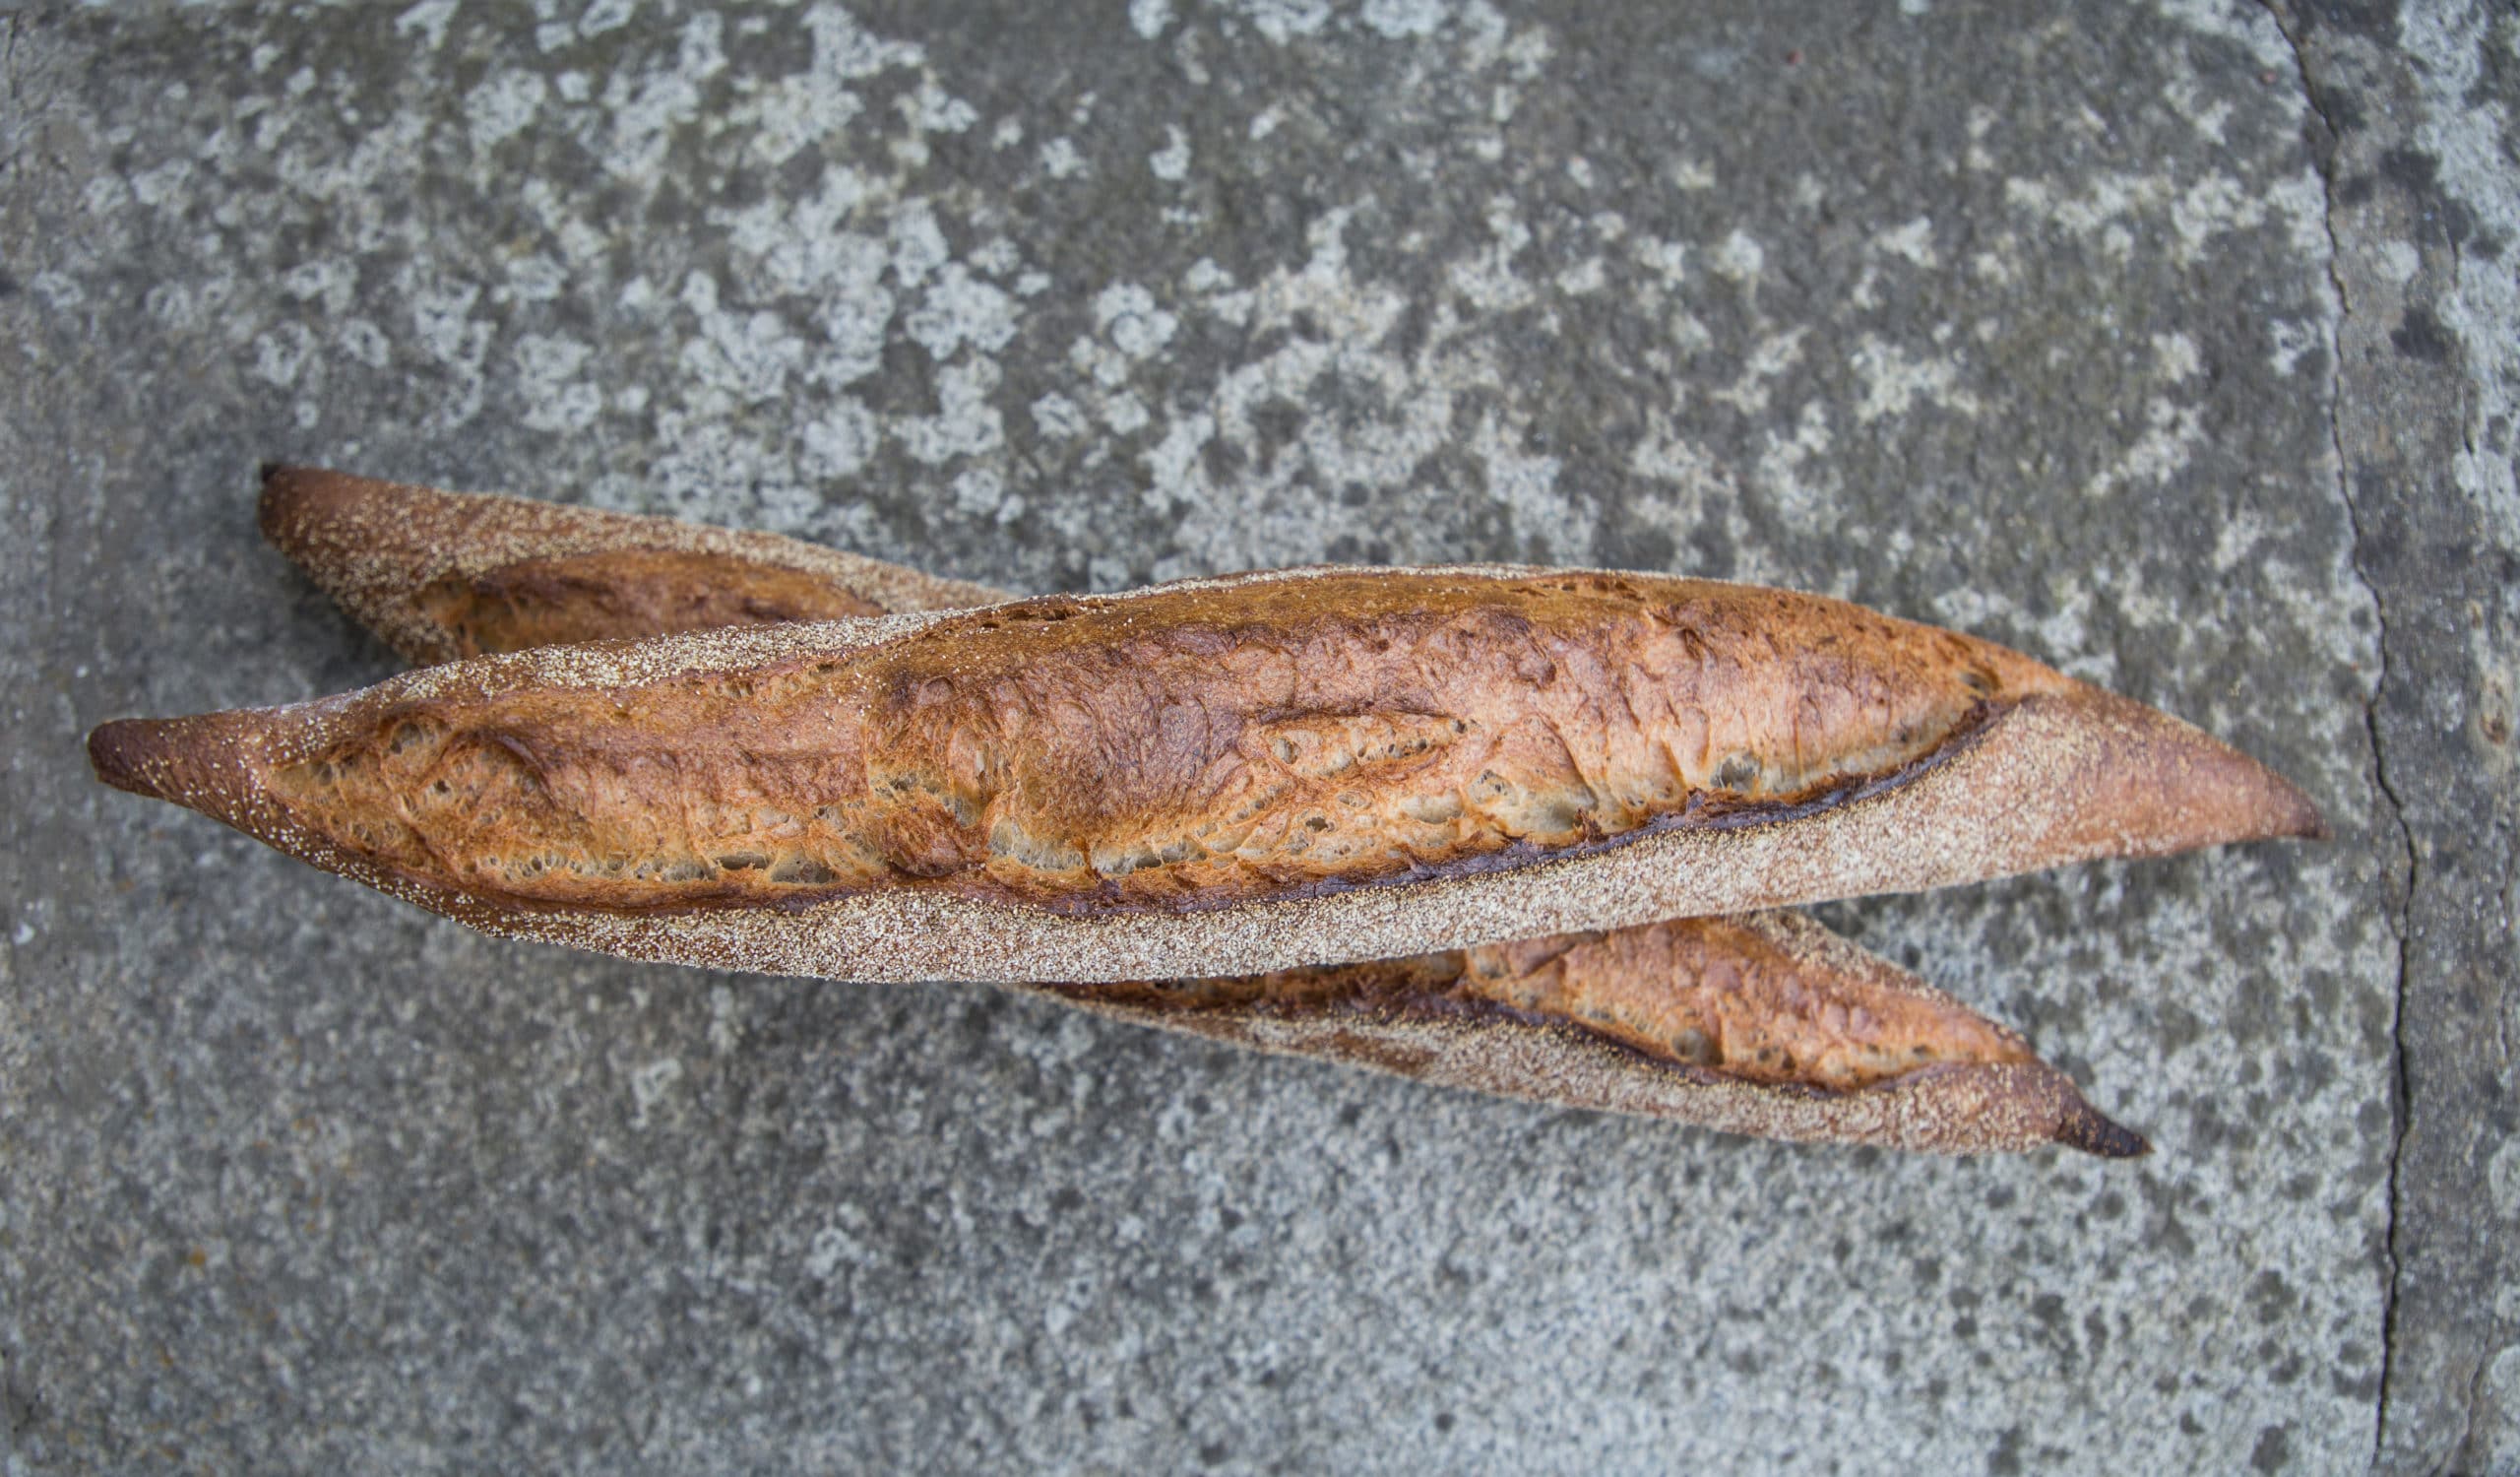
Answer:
[
  {"left": 1025, "top": 911, "right": 2145, "bottom": 1155},
  {"left": 89, "top": 559, "right": 2324, "bottom": 986},
  {"left": 235, "top": 467, "right": 2145, "bottom": 1155},
  {"left": 255, "top": 464, "right": 1009, "bottom": 663}
]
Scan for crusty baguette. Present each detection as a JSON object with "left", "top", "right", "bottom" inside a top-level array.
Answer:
[
  {"left": 1025, "top": 910, "right": 2145, "bottom": 1155},
  {"left": 243, "top": 469, "right": 2145, "bottom": 1155},
  {"left": 256, "top": 464, "right": 1010, "bottom": 663},
  {"left": 88, "top": 563, "right": 2324, "bottom": 986}
]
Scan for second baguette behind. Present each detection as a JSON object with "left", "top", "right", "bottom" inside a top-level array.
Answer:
[{"left": 258, "top": 464, "right": 1010, "bottom": 662}]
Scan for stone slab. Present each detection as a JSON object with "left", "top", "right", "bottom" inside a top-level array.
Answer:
[{"left": 0, "top": 2, "right": 2497, "bottom": 1471}]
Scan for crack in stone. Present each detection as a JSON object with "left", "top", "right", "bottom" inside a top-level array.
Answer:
[{"left": 2254, "top": 4, "right": 2423, "bottom": 1468}]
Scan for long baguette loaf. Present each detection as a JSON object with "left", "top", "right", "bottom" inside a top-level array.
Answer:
[
  {"left": 233, "top": 467, "right": 2143, "bottom": 1155},
  {"left": 1023, "top": 911, "right": 2145, "bottom": 1155},
  {"left": 256, "top": 463, "right": 1010, "bottom": 663},
  {"left": 89, "top": 556, "right": 2323, "bottom": 985}
]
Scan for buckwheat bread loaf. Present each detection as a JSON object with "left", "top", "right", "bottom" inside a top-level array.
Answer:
[
  {"left": 256, "top": 464, "right": 1009, "bottom": 663},
  {"left": 89, "top": 561, "right": 2324, "bottom": 986},
  {"left": 237, "top": 468, "right": 2146, "bottom": 1154}
]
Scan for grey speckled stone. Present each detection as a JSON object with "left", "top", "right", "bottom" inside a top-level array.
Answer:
[
  {"left": 2265, "top": 3, "right": 2520, "bottom": 1472},
  {"left": 0, "top": 1, "right": 2499, "bottom": 1471}
]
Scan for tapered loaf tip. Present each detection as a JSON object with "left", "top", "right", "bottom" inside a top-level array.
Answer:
[
  {"left": 1818, "top": 1060, "right": 2153, "bottom": 1158},
  {"left": 2262, "top": 767, "right": 2331, "bottom": 844},
  {"left": 2048, "top": 1087, "right": 2152, "bottom": 1160},
  {"left": 257, "top": 462, "right": 362, "bottom": 559},
  {"left": 257, "top": 461, "right": 306, "bottom": 527},
  {"left": 2015, "top": 686, "right": 2332, "bottom": 861},
  {"left": 89, "top": 716, "right": 200, "bottom": 803},
  {"left": 87, "top": 710, "right": 281, "bottom": 832}
]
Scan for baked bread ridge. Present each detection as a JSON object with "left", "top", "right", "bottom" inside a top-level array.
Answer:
[
  {"left": 87, "top": 563, "right": 2325, "bottom": 985},
  {"left": 256, "top": 463, "right": 1013, "bottom": 663},
  {"left": 1026, "top": 909, "right": 2147, "bottom": 1156}
]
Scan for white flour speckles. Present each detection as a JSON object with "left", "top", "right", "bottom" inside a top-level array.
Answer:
[{"left": 7, "top": 7, "right": 2406, "bottom": 1463}]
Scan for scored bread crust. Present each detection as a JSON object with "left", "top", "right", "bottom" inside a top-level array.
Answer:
[
  {"left": 238, "top": 470, "right": 2147, "bottom": 1155},
  {"left": 89, "top": 562, "right": 2325, "bottom": 988},
  {"left": 257, "top": 464, "right": 1010, "bottom": 663},
  {"left": 1028, "top": 910, "right": 2145, "bottom": 1156}
]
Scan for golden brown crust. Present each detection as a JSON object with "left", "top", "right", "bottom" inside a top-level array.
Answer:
[
  {"left": 228, "top": 567, "right": 2073, "bottom": 918},
  {"left": 1033, "top": 910, "right": 2145, "bottom": 1156},
  {"left": 256, "top": 464, "right": 1011, "bottom": 664},
  {"left": 86, "top": 563, "right": 2326, "bottom": 986},
  {"left": 1066, "top": 911, "right": 2035, "bottom": 1090}
]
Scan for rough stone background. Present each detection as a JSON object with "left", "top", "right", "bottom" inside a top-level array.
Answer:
[{"left": 0, "top": 1, "right": 2508, "bottom": 1471}]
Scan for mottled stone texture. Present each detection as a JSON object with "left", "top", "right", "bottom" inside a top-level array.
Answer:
[
  {"left": 0, "top": 1, "right": 2500, "bottom": 1472},
  {"left": 2264, "top": 4, "right": 2520, "bottom": 1472}
]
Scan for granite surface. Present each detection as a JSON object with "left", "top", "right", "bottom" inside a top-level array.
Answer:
[{"left": 0, "top": 1, "right": 2509, "bottom": 1471}]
